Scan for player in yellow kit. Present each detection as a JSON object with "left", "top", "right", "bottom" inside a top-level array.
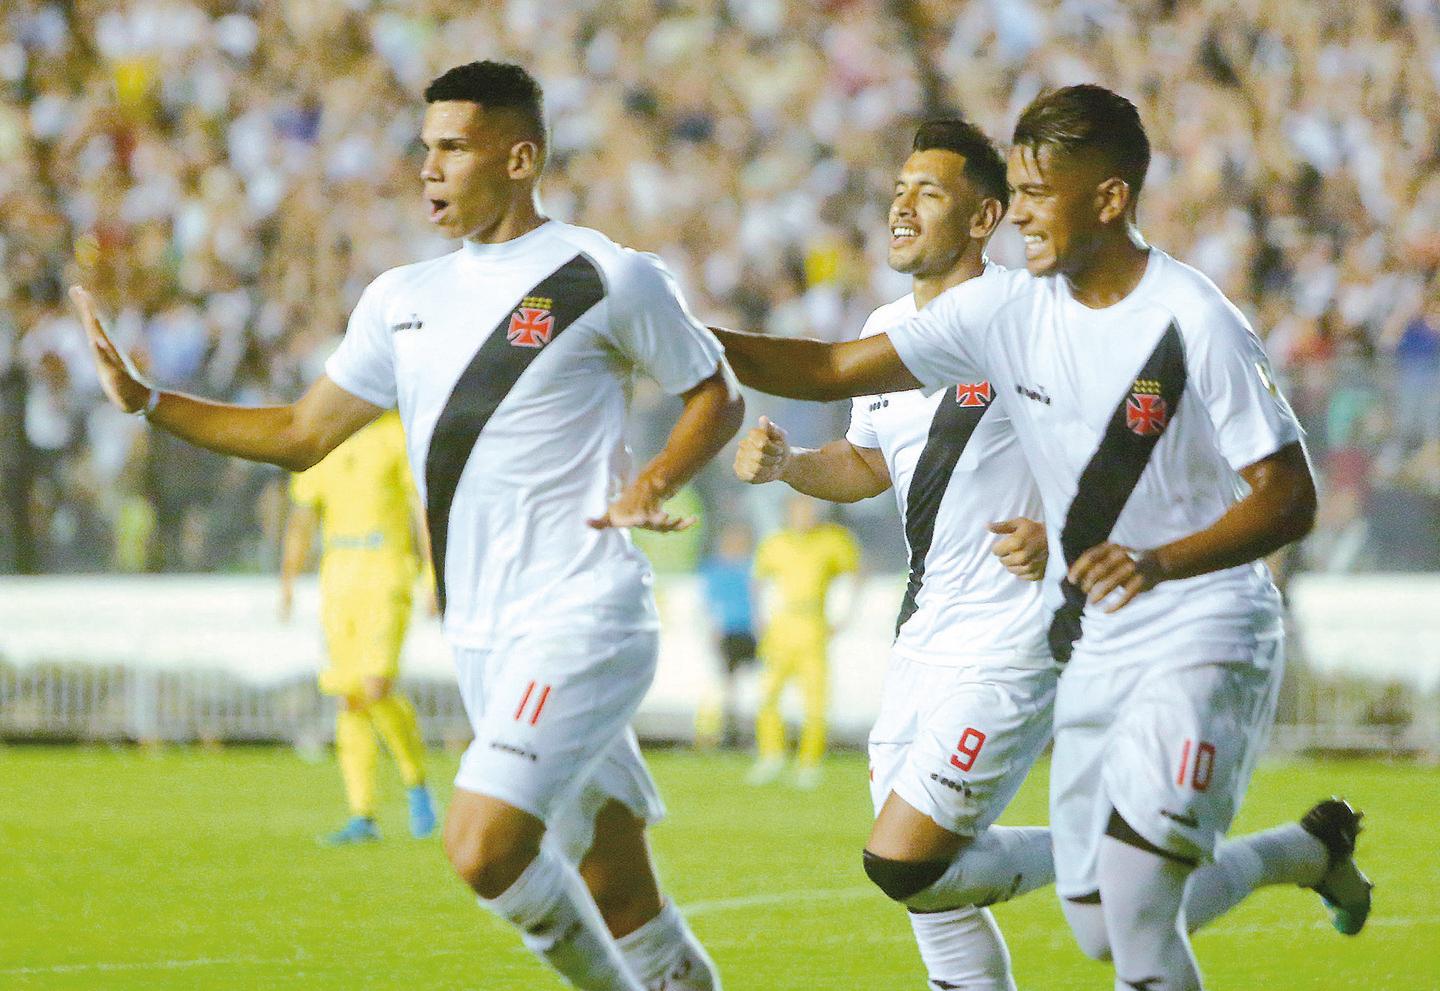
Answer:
[
  {"left": 279, "top": 409, "right": 438, "bottom": 844},
  {"left": 749, "top": 493, "right": 860, "bottom": 788}
]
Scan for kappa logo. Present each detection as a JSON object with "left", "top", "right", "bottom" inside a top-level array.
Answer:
[
  {"left": 1126, "top": 378, "right": 1169, "bottom": 436},
  {"left": 507, "top": 295, "right": 555, "bottom": 348},
  {"left": 955, "top": 381, "right": 993, "bottom": 408}
]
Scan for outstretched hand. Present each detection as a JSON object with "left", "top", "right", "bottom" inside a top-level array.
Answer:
[
  {"left": 1068, "top": 542, "right": 1165, "bottom": 612},
  {"left": 988, "top": 517, "right": 1048, "bottom": 581},
  {"left": 733, "top": 415, "right": 791, "bottom": 484},
  {"left": 69, "top": 285, "right": 152, "bottom": 413},
  {"left": 587, "top": 482, "right": 697, "bottom": 533}
]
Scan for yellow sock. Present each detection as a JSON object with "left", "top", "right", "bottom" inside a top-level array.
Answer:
[
  {"left": 369, "top": 693, "right": 427, "bottom": 788},
  {"left": 336, "top": 708, "right": 378, "bottom": 817}
]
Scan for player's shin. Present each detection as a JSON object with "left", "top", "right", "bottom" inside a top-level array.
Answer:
[
  {"left": 1182, "top": 823, "right": 1327, "bottom": 930},
  {"left": 615, "top": 901, "right": 721, "bottom": 991},
  {"left": 485, "top": 848, "right": 645, "bottom": 991},
  {"left": 908, "top": 905, "right": 1016, "bottom": 991},
  {"left": 902, "top": 827, "right": 1054, "bottom": 913},
  {"left": 335, "top": 708, "right": 378, "bottom": 818}
]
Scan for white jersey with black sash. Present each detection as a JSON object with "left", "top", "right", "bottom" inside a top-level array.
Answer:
[
  {"left": 888, "top": 249, "right": 1302, "bottom": 666},
  {"left": 846, "top": 266, "right": 1048, "bottom": 671},
  {"left": 326, "top": 220, "right": 723, "bottom": 649}
]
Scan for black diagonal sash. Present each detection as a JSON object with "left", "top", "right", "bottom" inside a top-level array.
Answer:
[
  {"left": 895, "top": 383, "right": 995, "bottom": 636},
  {"left": 1048, "top": 321, "right": 1186, "bottom": 663},
  {"left": 424, "top": 253, "right": 606, "bottom": 613}
]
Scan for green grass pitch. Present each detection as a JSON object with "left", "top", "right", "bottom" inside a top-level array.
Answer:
[{"left": 2, "top": 747, "right": 1435, "bottom": 990}]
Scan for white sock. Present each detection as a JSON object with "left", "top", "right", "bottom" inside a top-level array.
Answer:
[
  {"left": 1098, "top": 836, "right": 1202, "bottom": 991},
  {"left": 906, "top": 826, "right": 1054, "bottom": 913},
  {"left": 1183, "top": 824, "right": 1328, "bottom": 931},
  {"left": 615, "top": 901, "right": 721, "bottom": 991},
  {"left": 908, "top": 905, "right": 1016, "bottom": 991},
  {"left": 484, "top": 849, "right": 644, "bottom": 991}
]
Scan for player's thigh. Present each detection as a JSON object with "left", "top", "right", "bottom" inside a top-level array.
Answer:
[
  {"left": 889, "top": 662, "right": 1057, "bottom": 841},
  {"left": 1050, "top": 659, "right": 1143, "bottom": 900},
  {"left": 866, "top": 655, "right": 923, "bottom": 818},
  {"left": 546, "top": 726, "right": 665, "bottom": 866},
  {"left": 454, "top": 628, "right": 660, "bottom": 826},
  {"left": 1103, "top": 639, "right": 1285, "bottom": 864}
]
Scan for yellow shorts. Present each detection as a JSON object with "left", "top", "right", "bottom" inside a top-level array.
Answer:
[
  {"left": 318, "top": 578, "right": 413, "bottom": 697},
  {"left": 759, "top": 614, "right": 829, "bottom": 665}
]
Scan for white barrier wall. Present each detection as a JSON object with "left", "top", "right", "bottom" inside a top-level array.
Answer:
[
  {"left": 0, "top": 574, "right": 905, "bottom": 738},
  {"left": 2, "top": 573, "right": 1438, "bottom": 737}
]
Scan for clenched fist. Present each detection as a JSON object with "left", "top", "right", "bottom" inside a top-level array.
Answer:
[{"left": 733, "top": 416, "right": 791, "bottom": 484}]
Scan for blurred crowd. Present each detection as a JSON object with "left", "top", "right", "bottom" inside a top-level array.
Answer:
[{"left": 1, "top": 0, "right": 1438, "bottom": 576}]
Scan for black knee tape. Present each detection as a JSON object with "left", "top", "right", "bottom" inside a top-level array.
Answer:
[
  {"left": 861, "top": 851, "right": 950, "bottom": 902},
  {"left": 1105, "top": 809, "right": 1198, "bottom": 867}
]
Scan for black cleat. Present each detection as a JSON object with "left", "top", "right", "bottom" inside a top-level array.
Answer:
[{"left": 1299, "top": 798, "right": 1372, "bottom": 935}]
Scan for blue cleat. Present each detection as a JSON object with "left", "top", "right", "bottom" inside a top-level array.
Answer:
[
  {"left": 408, "top": 785, "right": 437, "bottom": 839},
  {"left": 323, "top": 816, "right": 380, "bottom": 846},
  {"left": 1300, "top": 798, "right": 1372, "bottom": 935}
]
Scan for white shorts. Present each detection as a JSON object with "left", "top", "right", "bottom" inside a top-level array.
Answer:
[
  {"left": 452, "top": 628, "right": 665, "bottom": 861},
  {"left": 1049, "top": 636, "right": 1285, "bottom": 899},
  {"left": 868, "top": 656, "right": 1057, "bottom": 836}
]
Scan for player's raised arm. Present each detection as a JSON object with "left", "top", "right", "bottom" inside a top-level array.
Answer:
[
  {"left": 733, "top": 415, "right": 891, "bottom": 502},
  {"left": 589, "top": 364, "right": 745, "bottom": 531},
  {"left": 71, "top": 285, "right": 382, "bottom": 472},
  {"left": 710, "top": 327, "right": 922, "bottom": 402}
]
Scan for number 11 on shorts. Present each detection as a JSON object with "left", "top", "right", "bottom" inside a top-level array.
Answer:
[{"left": 1177, "top": 739, "right": 1215, "bottom": 791}]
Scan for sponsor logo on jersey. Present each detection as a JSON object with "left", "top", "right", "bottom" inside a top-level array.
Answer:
[
  {"left": 867, "top": 397, "right": 890, "bottom": 412},
  {"left": 507, "top": 296, "right": 556, "bottom": 348},
  {"left": 390, "top": 313, "right": 423, "bottom": 333},
  {"left": 955, "top": 381, "right": 993, "bottom": 407},
  {"left": 1126, "top": 379, "right": 1169, "bottom": 436}
]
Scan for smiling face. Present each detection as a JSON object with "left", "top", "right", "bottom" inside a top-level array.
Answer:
[
  {"left": 887, "top": 149, "right": 980, "bottom": 278},
  {"left": 1006, "top": 142, "right": 1131, "bottom": 278},
  {"left": 419, "top": 100, "right": 540, "bottom": 240}
]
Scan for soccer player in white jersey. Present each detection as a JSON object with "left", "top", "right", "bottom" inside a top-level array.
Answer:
[
  {"left": 71, "top": 61, "right": 742, "bottom": 991},
  {"left": 734, "top": 120, "right": 1056, "bottom": 991},
  {"left": 713, "top": 85, "right": 1370, "bottom": 991}
]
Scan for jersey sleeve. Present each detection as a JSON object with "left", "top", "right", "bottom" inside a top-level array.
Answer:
[
  {"left": 885, "top": 278, "right": 1000, "bottom": 392},
  {"left": 603, "top": 250, "right": 724, "bottom": 395},
  {"left": 325, "top": 276, "right": 397, "bottom": 409},
  {"left": 1184, "top": 303, "right": 1303, "bottom": 471},
  {"left": 846, "top": 396, "right": 880, "bottom": 449}
]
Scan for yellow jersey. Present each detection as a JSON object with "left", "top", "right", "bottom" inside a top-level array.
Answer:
[
  {"left": 290, "top": 411, "right": 419, "bottom": 588},
  {"left": 753, "top": 522, "right": 860, "bottom": 620}
]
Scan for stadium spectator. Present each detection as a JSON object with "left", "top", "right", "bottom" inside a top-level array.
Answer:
[{"left": 1, "top": 0, "right": 1436, "bottom": 574}]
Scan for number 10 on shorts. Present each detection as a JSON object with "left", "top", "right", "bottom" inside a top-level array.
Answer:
[
  {"left": 1177, "top": 739, "right": 1216, "bottom": 791},
  {"left": 950, "top": 727, "right": 987, "bottom": 772}
]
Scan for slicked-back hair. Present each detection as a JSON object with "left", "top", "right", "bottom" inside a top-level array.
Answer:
[
  {"left": 1012, "top": 84, "right": 1150, "bottom": 198},
  {"left": 912, "top": 118, "right": 1009, "bottom": 211},
  {"left": 424, "top": 60, "right": 546, "bottom": 141}
]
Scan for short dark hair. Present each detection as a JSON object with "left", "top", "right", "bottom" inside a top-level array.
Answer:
[
  {"left": 1012, "top": 84, "right": 1150, "bottom": 197},
  {"left": 912, "top": 118, "right": 1009, "bottom": 211},
  {"left": 424, "top": 60, "right": 545, "bottom": 139}
]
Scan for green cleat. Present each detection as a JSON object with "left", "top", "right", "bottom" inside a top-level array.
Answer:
[{"left": 1299, "top": 798, "right": 1372, "bottom": 935}]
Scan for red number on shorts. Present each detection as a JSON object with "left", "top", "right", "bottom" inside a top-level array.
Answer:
[
  {"left": 950, "top": 727, "right": 987, "bottom": 772},
  {"left": 1177, "top": 739, "right": 1216, "bottom": 792}
]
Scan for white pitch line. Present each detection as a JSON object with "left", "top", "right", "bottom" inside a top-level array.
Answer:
[
  {"left": 0, "top": 954, "right": 305, "bottom": 977},
  {"left": 682, "top": 884, "right": 877, "bottom": 916},
  {"left": 3, "top": 896, "right": 1431, "bottom": 977}
]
